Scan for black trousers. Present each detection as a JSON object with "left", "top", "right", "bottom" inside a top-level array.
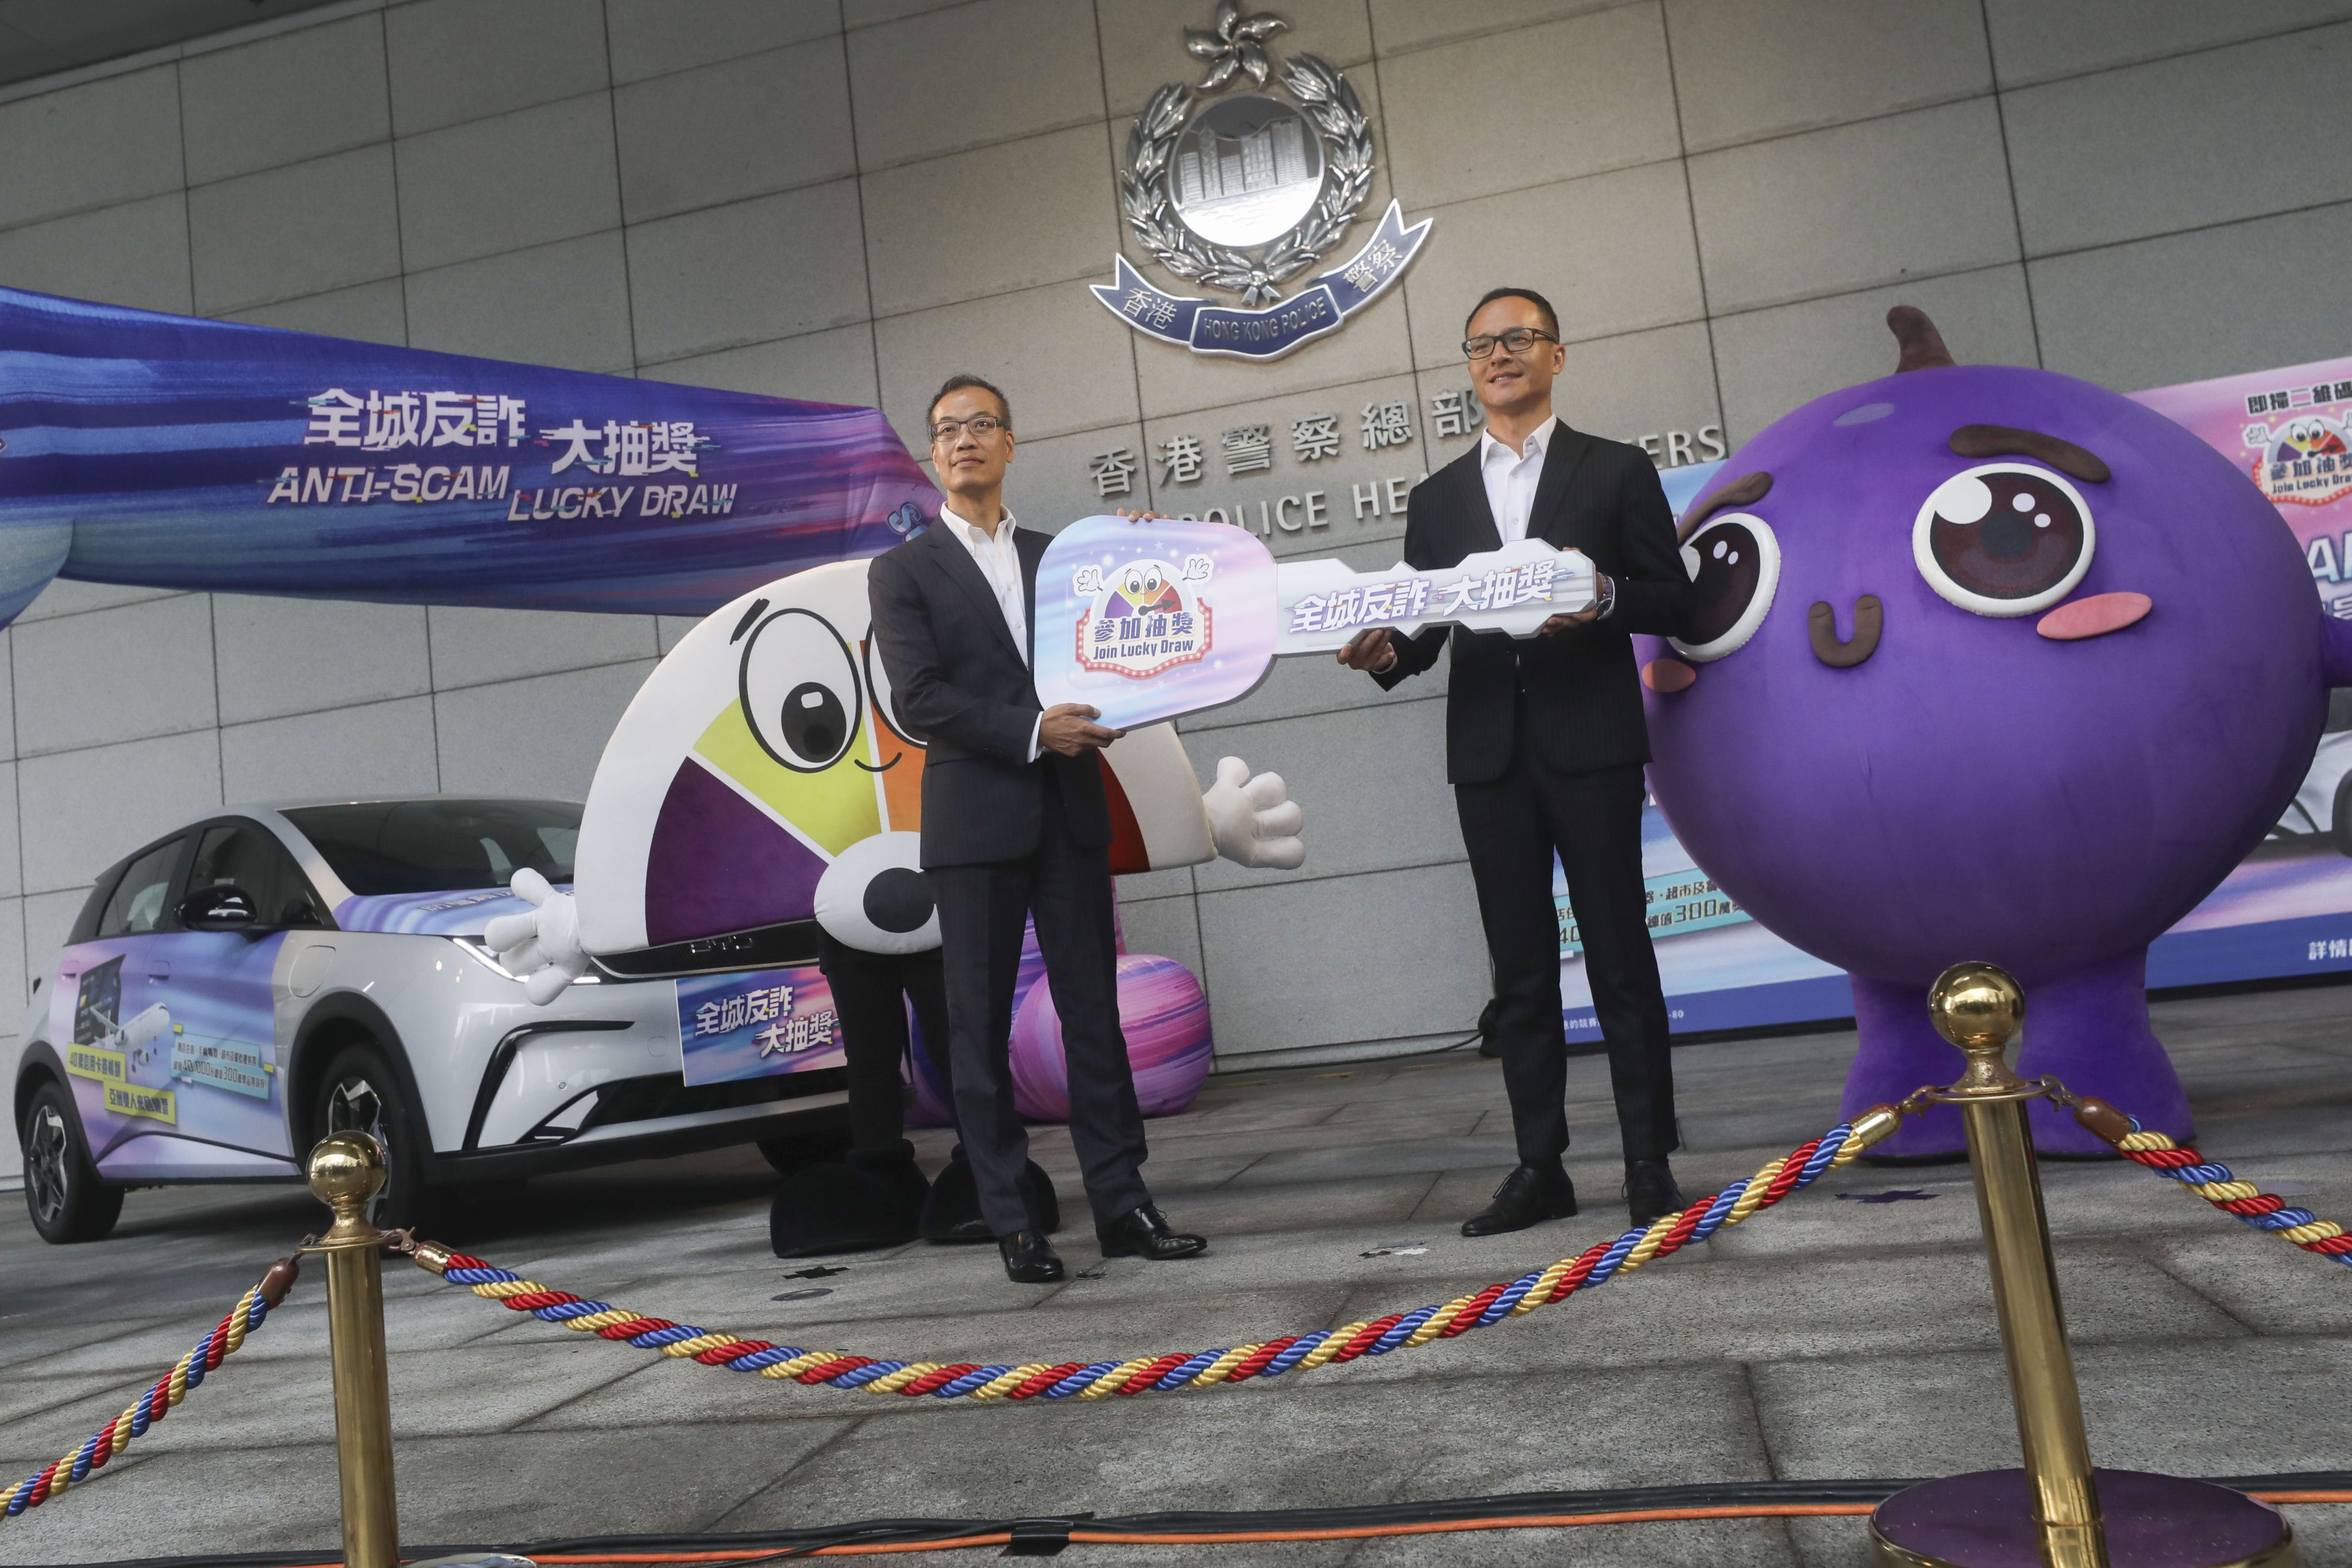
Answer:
[
  {"left": 817, "top": 933, "right": 952, "bottom": 1153},
  {"left": 1455, "top": 747, "right": 1677, "bottom": 1166},
  {"left": 929, "top": 773, "right": 1150, "bottom": 1236}
]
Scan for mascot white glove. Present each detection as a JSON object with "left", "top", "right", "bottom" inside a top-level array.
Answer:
[
  {"left": 481, "top": 868, "right": 591, "bottom": 1006},
  {"left": 1202, "top": 755, "right": 1306, "bottom": 870}
]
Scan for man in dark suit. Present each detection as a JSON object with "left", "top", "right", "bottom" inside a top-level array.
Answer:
[
  {"left": 867, "top": 373, "right": 1208, "bottom": 1284},
  {"left": 1339, "top": 288, "right": 1696, "bottom": 1236}
]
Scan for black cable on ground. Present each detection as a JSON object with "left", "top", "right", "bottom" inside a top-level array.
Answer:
[{"left": 67, "top": 1472, "right": 2352, "bottom": 1568}]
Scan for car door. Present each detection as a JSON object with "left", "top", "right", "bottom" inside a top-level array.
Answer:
[
  {"left": 54, "top": 836, "right": 190, "bottom": 1173},
  {"left": 145, "top": 819, "right": 335, "bottom": 1168}
]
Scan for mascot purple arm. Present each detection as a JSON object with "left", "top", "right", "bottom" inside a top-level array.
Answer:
[{"left": 1638, "top": 308, "right": 2352, "bottom": 1158}]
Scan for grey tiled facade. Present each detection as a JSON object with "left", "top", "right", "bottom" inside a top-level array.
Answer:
[{"left": 0, "top": 0, "right": 2347, "bottom": 1177}]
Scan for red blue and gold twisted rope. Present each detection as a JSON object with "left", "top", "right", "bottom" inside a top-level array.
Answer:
[
  {"left": 422, "top": 1114, "right": 1887, "bottom": 1401},
  {"left": 2067, "top": 1095, "right": 2352, "bottom": 1265},
  {"left": 1, "top": 1257, "right": 296, "bottom": 1520},
  {"left": 11, "top": 1089, "right": 2352, "bottom": 1527}
]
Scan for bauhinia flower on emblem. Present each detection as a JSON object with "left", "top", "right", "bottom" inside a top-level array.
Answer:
[
  {"left": 1121, "top": 6, "right": 1374, "bottom": 308},
  {"left": 1184, "top": 1, "right": 1287, "bottom": 90}
]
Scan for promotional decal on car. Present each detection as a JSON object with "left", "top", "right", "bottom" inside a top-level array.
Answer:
[
  {"left": 335, "top": 886, "right": 550, "bottom": 937},
  {"left": 1091, "top": 4, "right": 1429, "bottom": 360},
  {"left": 675, "top": 967, "right": 844, "bottom": 1088},
  {"left": 53, "top": 937, "right": 293, "bottom": 1176}
]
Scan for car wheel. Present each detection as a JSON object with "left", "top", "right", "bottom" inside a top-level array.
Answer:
[
  {"left": 313, "top": 1042, "right": 429, "bottom": 1233},
  {"left": 22, "top": 1081, "right": 123, "bottom": 1244}
]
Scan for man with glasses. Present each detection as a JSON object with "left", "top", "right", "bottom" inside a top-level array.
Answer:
[
  {"left": 868, "top": 373, "right": 1209, "bottom": 1283},
  {"left": 1338, "top": 288, "right": 1696, "bottom": 1236}
]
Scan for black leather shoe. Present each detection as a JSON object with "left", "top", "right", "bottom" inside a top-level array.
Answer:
[
  {"left": 1625, "top": 1158, "right": 1689, "bottom": 1227},
  {"left": 998, "top": 1230, "right": 1064, "bottom": 1284},
  {"left": 1095, "top": 1203, "right": 1207, "bottom": 1260},
  {"left": 1461, "top": 1161, "right": 1577, "bottom": 1237}
]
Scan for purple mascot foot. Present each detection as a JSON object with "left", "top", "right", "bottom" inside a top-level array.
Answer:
[
  {"left": 1844, "top": 954, "right": 2193, "bottom": 1160},
  {"left": 1844, "top": 973, "right": 1965, "bottom": 1160},
  {"left": 2014, "top": 948, "right": 2192, "bottom": 1155}
]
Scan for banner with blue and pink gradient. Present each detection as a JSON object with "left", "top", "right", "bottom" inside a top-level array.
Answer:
[
  {"left": 0, "top": 285, "right": 939, "bottom": 628},
  {"left": 675, "top": 967, "right": 845, "bottom": 1088}
]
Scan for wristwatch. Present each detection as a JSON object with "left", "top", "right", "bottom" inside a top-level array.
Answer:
[{"left": 1592, "top": 573, "right": 1616, "bottom": 619}]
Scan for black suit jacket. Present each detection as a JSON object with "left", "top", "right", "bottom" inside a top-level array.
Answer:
[
  {"left": 1378, "top": 424, "right": 1692, "bottom": 784},
  {"left": 867, "top": 521, "right": 1113, "bottom": 868}
]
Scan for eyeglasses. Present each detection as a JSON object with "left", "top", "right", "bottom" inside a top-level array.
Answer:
[
  {"left": 1462, "top": 327, "right": 1558, "bottom": 360},
  {"left": 930, "top": 414, "right": 1006, "bottom": 444}
]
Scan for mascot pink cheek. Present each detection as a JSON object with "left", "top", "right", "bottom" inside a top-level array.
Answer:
[{"left": 1009, "top": 953, "right": 1213, "bottom": 1121}]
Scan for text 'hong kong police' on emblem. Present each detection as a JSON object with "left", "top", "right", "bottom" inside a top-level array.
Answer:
[{"left": 1092, "top": 2, "right": 1430, "bottom": 361}]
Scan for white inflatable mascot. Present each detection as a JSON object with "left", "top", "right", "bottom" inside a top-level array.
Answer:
[{"left": 485, "top": 556, "right": 1305, "bottom": 1253}]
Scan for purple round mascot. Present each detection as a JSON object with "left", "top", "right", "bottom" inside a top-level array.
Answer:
[{"left": 1639, "top": 308, "right": 2352, "bottom": 1157}]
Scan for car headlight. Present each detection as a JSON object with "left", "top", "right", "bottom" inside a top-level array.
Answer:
[{"left": 449, "top": 937, "right": 600, "bottom": 984}]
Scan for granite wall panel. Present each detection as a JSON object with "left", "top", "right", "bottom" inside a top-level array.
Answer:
[{"left": 0, "top": 0, "right": 2334, "bottom": 1174}]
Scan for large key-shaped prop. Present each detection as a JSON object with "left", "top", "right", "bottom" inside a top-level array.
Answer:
[{"left": 1034, "top": 516, "right": 1596, "bottom": 729}]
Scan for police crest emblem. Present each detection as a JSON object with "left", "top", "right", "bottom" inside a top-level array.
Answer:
[{"left": 1092, "top": 2, "right": 1430, "bottom": 360}]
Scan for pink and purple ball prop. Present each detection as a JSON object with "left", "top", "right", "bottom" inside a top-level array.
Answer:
[{"left": 1009, "top": 953, "right": 1212, "bottom": 1121}]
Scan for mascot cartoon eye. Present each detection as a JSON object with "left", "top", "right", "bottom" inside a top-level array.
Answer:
[
  {"left": 1913, "top": 463, "right": 2094, "bottom": 617},
  {"left": 1123, "top": 567, "right": 1145, "bottom": 597},
  {"left": 1143, "top": 566, "right": 1163, "bottom": 597},
  {"left": 863, "top": 635, "right": 925, "bottom": 747},
  {"left": 1669, "top": 513, "right": 1781, "bottom": 663},
  {"left": 740, "top": 608, "right": 862, "bottom": 771}
]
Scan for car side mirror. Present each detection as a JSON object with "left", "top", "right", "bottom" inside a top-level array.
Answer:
[{"left": 178, "top": 885, "right": 267, "bottom": 934}]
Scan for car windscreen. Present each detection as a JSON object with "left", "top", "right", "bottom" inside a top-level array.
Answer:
[{"left": 282, "top": 800, "right": 580, "bottom": 897}]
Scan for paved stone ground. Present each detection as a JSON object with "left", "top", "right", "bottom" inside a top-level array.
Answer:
[{"left": 3, "top": 984, "right": 2351, "bottom": 1566}]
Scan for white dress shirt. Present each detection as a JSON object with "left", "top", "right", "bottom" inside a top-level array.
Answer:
[
  {"left": 1480, "top": 414, "right": 1557, "bottom": 544},
  {"left": 939, "top": 500, "right": 1043, "bottom": 762},
  {"left": 1477, "top": 414, "right": 1612, "bottom": 619}
]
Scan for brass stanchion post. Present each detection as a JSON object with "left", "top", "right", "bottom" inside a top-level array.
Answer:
[
  {"left": 1870, "top": 964, "right": 2297, "bottom": 1568},
  {"left": 308, "top": 1132, "right": 400, "bottom": 1568},
  {"left": 1937, "top": 964, "right": 2103, "bottom": 1565}
]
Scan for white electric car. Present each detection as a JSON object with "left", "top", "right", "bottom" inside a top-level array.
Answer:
[{"left": 14, "top": 797, "right": 848, "bottom": 1242}]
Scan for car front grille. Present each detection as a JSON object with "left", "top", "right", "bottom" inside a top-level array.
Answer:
[{"left": 526, "top": 1065, "right": 848, "bottom": 1141}]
